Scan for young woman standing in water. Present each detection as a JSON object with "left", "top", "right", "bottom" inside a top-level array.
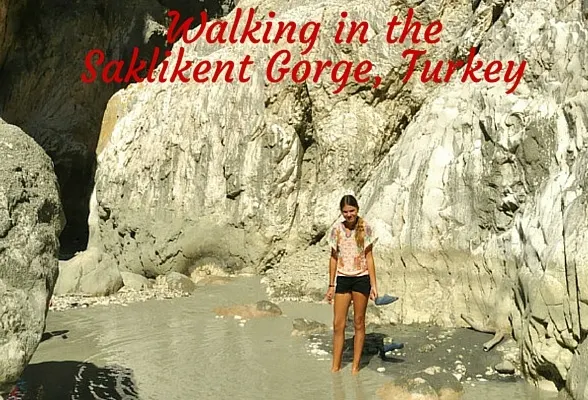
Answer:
[{"left": 325, "top": 195, "right": 378, "bottom": 374}]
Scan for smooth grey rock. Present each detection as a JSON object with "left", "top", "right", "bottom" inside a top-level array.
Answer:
[
  {"left": 495, "top": 361, "right": 516, "bottom": 375},
  {"left": 377, "top": 373, "right": 463, "bottom": 400},
  {"left": 164, "top": 272, "right": 195, "bottom": 293},
  {"left": 292, "top": 318, "right": 329, "bottom": 335},
  {"left": 54, "top": 248, "right": 123, "bottom": 297},
  {"left": 120, "top": 271, "right": 153, "bottom": 290},
  {"left": 0, "top": 119, "right": 64, "bottom": 395},
  {"left": 255, "top": 300, "right": 282, "bottom": 316},
  {"left": 291, "top": 318, "right": 329, "bottom": 336}
]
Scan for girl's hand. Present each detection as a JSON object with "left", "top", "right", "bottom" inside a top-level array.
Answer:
[
  {"left": 325, "top": 287, "right": 335, "bottom": 304},
  {"left": 370, "top": 285, "right": 378, "bottom": 301}
]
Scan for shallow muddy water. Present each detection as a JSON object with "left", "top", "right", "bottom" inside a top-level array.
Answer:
[{"left": 11, "top": 277, "right": 558, "bottom": 400}]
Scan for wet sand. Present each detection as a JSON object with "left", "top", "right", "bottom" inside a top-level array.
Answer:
[{"left": 8, "top": 277, "right": 558, "bottom": 400}]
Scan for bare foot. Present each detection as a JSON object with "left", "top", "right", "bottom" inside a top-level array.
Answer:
[
  {"left": 351, "top": 367, "right": 360, "bottom": 375},
  {"left": 331, "top": 367, "right": 341, "bottom": 373}
]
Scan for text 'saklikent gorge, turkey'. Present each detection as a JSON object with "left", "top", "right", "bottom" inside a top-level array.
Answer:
[{"left": 80, "top": 8, "right": 527, "bottom": 94}]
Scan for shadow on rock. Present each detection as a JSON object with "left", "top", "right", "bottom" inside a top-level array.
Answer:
[{"left": 6, "top": 361, "right": 140, "bottom": 400}]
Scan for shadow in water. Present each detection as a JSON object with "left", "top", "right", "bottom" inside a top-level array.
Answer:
[
  {"left": 40, "top": 330, "right": 69, "bottom": 343},
  {"left": 6, "top": 361, "right": 140, "bottom": 400},
  {"left": 341, "top": 332, "right": 405, "bottom": 371}
]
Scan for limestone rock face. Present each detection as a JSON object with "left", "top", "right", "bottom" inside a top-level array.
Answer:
[
  {"left": 90, "top": 0, "right": 490, "bottom": 276},
  {"left": 87, "top": 0, "right": 588, "bottom": 394},
  {"left": 0, "top": 119, "right": 64, "bottom": 395},
  {"left": 354, "top": 0, "right": 588, "bottom": 389}
]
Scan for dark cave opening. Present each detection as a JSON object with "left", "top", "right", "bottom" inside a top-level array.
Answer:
[{"left": 0, "top": 0, "right": 233, "bottom": 259}]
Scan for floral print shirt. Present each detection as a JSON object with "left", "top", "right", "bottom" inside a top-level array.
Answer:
[{"left": 328, "top": 219, "right": 375, "bottom": 277}]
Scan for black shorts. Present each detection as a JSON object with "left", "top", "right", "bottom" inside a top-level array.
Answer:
[{"left": 335, "top": 275, "right": 371, "bottom": 296}]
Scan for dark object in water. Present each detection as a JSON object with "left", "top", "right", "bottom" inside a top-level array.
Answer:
[
  {"left": 379, "top": 342, "right": 405, "bottom": 359},
  {"left": 374, "top": 295, "right": 398, "bottom": 306},
  {"left": 5, "top": 361, "right": 139, "bottom": 400}
]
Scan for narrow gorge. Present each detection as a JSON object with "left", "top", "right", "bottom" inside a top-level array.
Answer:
[{"left": 1, "top": 0, "right": 588, "bottom": 399}]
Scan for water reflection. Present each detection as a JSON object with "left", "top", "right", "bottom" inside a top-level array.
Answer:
[
  {"left": 332, "top": 372, "right": 345, "bottom": 400},
  {"left": 332, "top": 372, "right": 371, "bottom": 400},
  {"left": 353, "top": 376, "right": 368, "bottom": 400},
  {"left": 7, "top": 361, "right": 139, "bottom": 400}
]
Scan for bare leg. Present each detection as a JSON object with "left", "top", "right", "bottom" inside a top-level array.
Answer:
[
  {"left": 332, "top": 292, "right": 352, "bottom": 372},
  {"left": 351, "top": 290, "right": 369, "bottom": 374}
]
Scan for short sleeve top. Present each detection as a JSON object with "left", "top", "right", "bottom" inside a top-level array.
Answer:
[{"left": 328, "top": 219, "right": 376, "bottom": 277}]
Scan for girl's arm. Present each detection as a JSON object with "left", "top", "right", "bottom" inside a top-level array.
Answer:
[
  {"left": 366, "top": 245, "right": 378, "bottom": 295},
  {"left": 325, "top": 249, "right": 338, "bottom": 303},
  {"left": 329, "top": 249, "right": 337, "bottom": 287}
]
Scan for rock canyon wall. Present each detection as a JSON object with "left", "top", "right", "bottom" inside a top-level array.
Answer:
[
  {"left": 2, "top": 0, "right": 588, "bottom": 398},
  {"left": 85, "top": 0, "right": 588, "bottom": 396}
]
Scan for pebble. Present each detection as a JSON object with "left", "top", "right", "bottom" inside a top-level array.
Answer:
[
  {"left": 423, "top": 366, "right": 442, "bottom": 375},
  {"left": 48, "top": 285, "right": 192, "bottom": 312},
  {"left": 495, "top": 361, "right": 516, "bottom": 375}
]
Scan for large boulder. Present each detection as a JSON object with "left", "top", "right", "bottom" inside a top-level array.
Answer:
[
  {"left": 53, "top": 247, "right": 123, "bottom": 297},
  {"left": 0, "top": 119, "right": 64, "bottom": 395}
]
